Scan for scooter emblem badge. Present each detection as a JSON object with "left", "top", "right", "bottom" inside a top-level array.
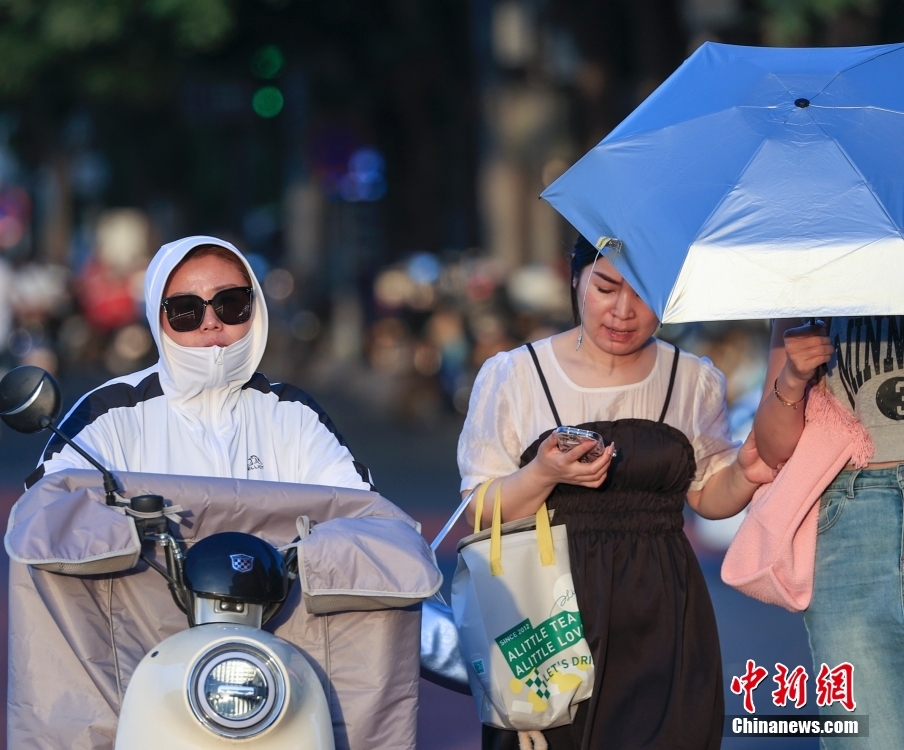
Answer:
[{"left": 230, "top": 553, "right": 255, "bottom": 573}]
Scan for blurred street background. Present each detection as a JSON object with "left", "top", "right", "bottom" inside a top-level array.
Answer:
[{"left": 0, "top": 0, "right": 900, "bottom": 747}]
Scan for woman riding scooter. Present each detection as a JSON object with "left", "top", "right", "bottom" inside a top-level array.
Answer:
[
  {"left": 9, "top": 236, "right": 438, "bottom": 749},
  {"left": 29, "top": 236, "right": 373, "bottom": 491}
]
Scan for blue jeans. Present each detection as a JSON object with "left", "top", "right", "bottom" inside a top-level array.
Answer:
[{"left": 805, "top": 467, "right": 904, "bottom": 749}]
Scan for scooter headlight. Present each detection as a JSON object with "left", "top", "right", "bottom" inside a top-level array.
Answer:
[
  {"left": 188, "top": 646, "right": 285, "bottom": 738},
  {"left": 205, "top": 657, "right": 268, "bottom": 719}
]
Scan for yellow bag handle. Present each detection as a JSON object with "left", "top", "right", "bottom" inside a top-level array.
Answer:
[
  {"left": 487, "top": 482, "right": 556, "bottom": 576},
  {"left": 490, "top": 482, "right": 503, "bottom": 575},
  {"left": 535, "top": 501, "right": 556, "bottom": 567},
  {"left": 472, "top": 479, "right": 494, "bottom": 535}
]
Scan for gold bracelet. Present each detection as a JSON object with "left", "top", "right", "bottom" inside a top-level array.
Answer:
[{"left": 773, "top": 378, "right": 806, "bottom": 409}]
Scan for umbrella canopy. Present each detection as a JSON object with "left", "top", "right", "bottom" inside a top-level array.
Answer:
[{"left": 541, "top": 42, "right": 904, "bottom": 324}]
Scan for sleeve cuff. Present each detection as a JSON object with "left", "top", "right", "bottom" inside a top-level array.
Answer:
[{"left": 688, "top": 443, "right": 739, "bottom": 493}]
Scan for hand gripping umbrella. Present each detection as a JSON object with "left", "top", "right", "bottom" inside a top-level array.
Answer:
[{"left": 542, "top": 42, "right": 904, "bottom": 324}]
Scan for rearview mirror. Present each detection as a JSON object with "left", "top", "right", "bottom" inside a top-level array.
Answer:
[{"left": 0, "top": 366, "right": 62, "bottom": 434}]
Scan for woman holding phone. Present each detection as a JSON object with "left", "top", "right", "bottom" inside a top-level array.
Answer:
[{"left": 457, "top": 235, "right": 771, "bottom": 749}]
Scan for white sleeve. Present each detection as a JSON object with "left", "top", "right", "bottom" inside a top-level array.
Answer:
[
  {"left": 688, "top": 357, "right": 739, "bottom": 492},
  {"left": 29, "top": 399, "right": 118, "bottom": 486},
  {"left": 457, "top": 352, "right": 524, "bottom": 493},
  {"left": 39, "top": 444, "right": 102, "bottom": 476},
  {"left": 296, "top": 406, "right": 374, "bottom": 492}
]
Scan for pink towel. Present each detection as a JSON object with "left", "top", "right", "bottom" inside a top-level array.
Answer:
[{"left": 721, "top": 386, "right": 873, "bottom": 612}]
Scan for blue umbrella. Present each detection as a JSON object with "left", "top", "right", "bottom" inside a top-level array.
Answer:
[{"left": 541, "top": 42, "right": 904, "bottom": 323}]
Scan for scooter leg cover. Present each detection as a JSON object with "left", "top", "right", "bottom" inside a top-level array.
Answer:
[
  {"left": 316, "top": 608, "right": 420, "bottom": 750},
  {"left": 7, "top": 470, "right": 437, "bottom": 750},
  {"left": 8, "top": 562, "right": 119, "bottom": 749},
  {"left": 265, "top": 587, "right": 420, "bottom": 750}
]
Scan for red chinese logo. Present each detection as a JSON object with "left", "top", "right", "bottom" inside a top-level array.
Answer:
[
  {"left": 772, "top": 663, "right": 808, "bottom": 709},
  {"left": 729, "top": 661, "right": 855, "bottom": 713},
  {"left": 816, "top": 662, "right": 856, "bottom": 712},
  {"left": 730, "top": 659, "right": 769, "bottom": 714}
]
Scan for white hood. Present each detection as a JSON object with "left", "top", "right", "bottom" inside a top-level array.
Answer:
[{"left": 144, "top": 236, "right": 269, "bottom": 416}]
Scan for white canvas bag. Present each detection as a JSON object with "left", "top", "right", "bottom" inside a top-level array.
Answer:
[{"left": 451, "top": 481, "right": 594, "bottom": 731}]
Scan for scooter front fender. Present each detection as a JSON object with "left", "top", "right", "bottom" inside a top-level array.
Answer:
[{"left": 115, "top": 624, "right": 334, "bottom": 749}]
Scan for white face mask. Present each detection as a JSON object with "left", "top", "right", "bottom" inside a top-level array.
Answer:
[{"left": 159, "top": 325, "right": 257, "bottom": 408}]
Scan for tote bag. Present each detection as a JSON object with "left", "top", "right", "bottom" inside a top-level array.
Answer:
[{"left": 451, "top": 480, "right": 594, "bottom": 731}]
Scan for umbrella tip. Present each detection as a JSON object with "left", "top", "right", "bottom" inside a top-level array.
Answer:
[{"left": 794, "top": 98, "right": 810, "bottom": 108}]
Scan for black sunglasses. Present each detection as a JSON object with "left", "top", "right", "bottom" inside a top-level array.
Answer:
[{"left": 161, "top": 287, "right": 253, "bottom": 333}]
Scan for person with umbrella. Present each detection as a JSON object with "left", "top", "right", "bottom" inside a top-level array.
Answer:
[
  {"left": 457, "top": 235, "right": 772, "bottom": 749},
  {"left": 753, "top": 318, "right": 904, "bottom": 748},
  {"left": 539, "top": 40, "right": 904, "bottom": 748}
]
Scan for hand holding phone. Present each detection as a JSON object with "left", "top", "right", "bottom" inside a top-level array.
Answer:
[{"left": 554, "top": 426, "right": 614, "bottom": 463}]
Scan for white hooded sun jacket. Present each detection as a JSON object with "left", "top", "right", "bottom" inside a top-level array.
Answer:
[{"left": 30, "top": 235, "right": 373, "bottom": 490}]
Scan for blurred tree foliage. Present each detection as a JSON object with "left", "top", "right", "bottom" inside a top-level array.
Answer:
[
  {"left": 759, "top": 0, "right": 879, "bottom": 45},
  {"left": 0, "top": 0, "right": 480, "bottom": 260},
  {"left": 0, "top": 0, "right": 235, "bottom": 101}
]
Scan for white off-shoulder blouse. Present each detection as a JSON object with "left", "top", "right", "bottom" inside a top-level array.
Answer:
[{"left": 458, "top": 337, "right": 738, "bottom": 494}]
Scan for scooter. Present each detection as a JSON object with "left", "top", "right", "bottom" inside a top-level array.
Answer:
[{"left": 0, "top": 365, "right": 335, "bottom": 749}]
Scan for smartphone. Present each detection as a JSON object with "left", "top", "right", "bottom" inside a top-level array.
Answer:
[{"left": 554, "top": 426, "right": 613, "bottom": 463}]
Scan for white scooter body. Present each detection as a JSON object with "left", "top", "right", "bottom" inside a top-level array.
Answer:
[{"left": 116, "top": 623, "right": 335, "bottom": 749}]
